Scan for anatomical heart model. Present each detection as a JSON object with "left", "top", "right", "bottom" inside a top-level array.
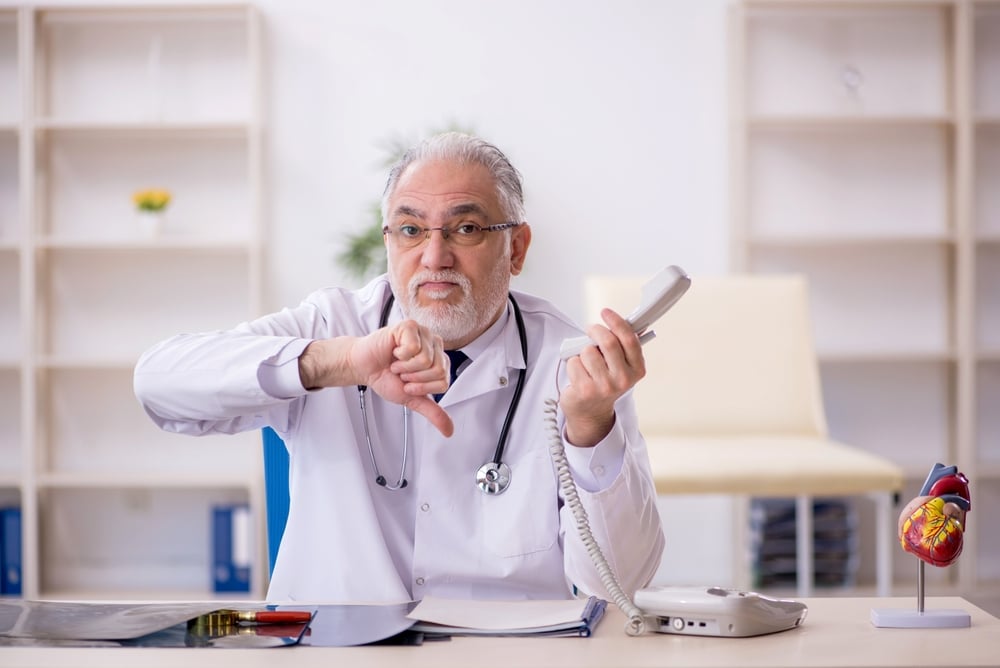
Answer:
[
  {"left": 898, "top": 463, "right": 971, "bottom": 567},
  {"left": 871, "top": 462, "right": 973, "bottom": 628}
]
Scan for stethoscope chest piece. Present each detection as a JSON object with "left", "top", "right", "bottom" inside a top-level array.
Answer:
[{"left": 476, "top": 461, "right": 512, "bottom": 495}]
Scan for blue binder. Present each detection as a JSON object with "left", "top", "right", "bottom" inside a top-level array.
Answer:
[
  {"left": 0, "top": 507, "right": 22, "bottom": 596},
  {"left": 211, "top": 504, "right": 251, "bottom": 593}
]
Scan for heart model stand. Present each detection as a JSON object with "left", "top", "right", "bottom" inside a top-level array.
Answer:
[{"left": 871, "top": 462, "right": 973, "bottom": 628}]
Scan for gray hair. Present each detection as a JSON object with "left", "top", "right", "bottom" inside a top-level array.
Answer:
[{"left": 380, "top": 132, "right": 525, "bottom": 225}]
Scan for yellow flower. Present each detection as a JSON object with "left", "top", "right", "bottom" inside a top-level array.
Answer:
[{"left": 133, "top": 188, "right": 172, "bottom": 212}]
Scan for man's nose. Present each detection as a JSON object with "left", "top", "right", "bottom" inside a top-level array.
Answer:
[{"left": 420, "top": 228, "right": 455, "bottom": 266}]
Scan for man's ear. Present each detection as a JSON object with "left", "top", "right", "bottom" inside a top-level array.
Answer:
[{"left": 509, "top": 223, "right": 531, "bottom": 276}]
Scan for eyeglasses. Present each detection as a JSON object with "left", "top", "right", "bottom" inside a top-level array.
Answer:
[{"left": 382, "top": 221, "right": 521, "bottom": 249}]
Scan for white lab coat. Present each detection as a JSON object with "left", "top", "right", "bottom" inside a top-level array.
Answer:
[{"left": 134, "top": 275, "right": 664, "bottom": 603}]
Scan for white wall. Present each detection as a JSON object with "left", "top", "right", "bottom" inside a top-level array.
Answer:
[
  {"left": 257, "top": 1, "right": 734, "bottom": 585},
  {"left": 258, "top": 0, "right": 732, "bottom": 320}
]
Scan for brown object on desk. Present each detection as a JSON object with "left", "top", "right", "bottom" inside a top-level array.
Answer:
[
  {"left": 186, "top": 610, "right": 313, "bottom": 647},
  {"left": 200, "top": 610, "right": 311, "bottom": 624},
  {"left": 188, "top": 610, "right": 313, "bottom": 635},
  {"left": 227, "top": 610, "right": 313, "bottom": 625}
]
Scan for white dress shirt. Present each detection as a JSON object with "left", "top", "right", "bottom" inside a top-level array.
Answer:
[{"left": 134, "top": 275, "right": 664, "bottom": 603}]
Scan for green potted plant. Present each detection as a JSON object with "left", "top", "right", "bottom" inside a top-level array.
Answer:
[{"left": 337, "top": 124, "right": 473, "bottom": 280}]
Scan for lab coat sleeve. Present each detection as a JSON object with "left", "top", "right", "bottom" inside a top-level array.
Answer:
[
  {"left": 558, "top": 396, "right": 665, "bottom": 600},
  {"left": 133, "top": 298, "right": 330, "bottom": 436}
]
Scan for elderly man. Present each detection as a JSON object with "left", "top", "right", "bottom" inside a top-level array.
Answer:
[{"left": 134, "top": 132, "right": 664, "bottom": 603}]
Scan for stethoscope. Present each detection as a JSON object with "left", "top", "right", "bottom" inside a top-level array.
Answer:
[{"left": 358, "top": 292, "right": 528, "bottom": 495}]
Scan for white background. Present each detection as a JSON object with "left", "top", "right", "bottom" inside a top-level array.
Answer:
[{"left": 250, "top": 0, "right": 731, "bottom": 318}]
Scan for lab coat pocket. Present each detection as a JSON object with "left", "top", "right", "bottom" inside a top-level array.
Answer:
[{"left": 482, "top": 450, "right": 559, "bottom": 558}]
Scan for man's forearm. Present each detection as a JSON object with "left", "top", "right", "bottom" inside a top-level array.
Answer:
[
  {"left": 297, "top": 338, "right": 357, "bottom": 390},
  {"left": 564, "top": 411, "right": 616, "bottom": 448}
]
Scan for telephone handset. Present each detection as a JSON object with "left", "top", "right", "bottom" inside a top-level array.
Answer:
[
  {"left": 558, "top": 265, "right": 691, "bottom": 360},
  {"left": 548, "top": 265, "right": 808, "bottom": 637}
]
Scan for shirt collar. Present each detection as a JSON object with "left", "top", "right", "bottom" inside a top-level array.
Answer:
[{"left": 460, "top": 300, "right": 510, "bottom": 363}]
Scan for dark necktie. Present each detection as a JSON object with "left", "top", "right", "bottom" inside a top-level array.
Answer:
[{"left": 434, "top": 350, "right": 469, "bottom": 402}]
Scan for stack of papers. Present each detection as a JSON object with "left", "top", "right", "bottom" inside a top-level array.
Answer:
[
  {"left": 407, "top": 596, "right": 606, "bottom": 638},
  {"left": 0, "top": 597, "right": 609, "bottom": 647}
]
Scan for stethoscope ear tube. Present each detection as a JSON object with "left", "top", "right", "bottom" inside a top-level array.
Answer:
[{"left": 359, "top": 386, "right": 409, "bottom": 490}]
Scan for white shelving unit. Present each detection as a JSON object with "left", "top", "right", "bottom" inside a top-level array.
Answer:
[
  {"left": 0, "top": 4, "right": 266, "bottom": 599},
  {"left": 972, "top": 0, "right": 1000, "bottom": 586},
  {"left": 731, "top": 0, "right": 999, "bottom": 595}
]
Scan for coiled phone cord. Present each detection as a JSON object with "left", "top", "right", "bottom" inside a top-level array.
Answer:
[{"left": 544, "top": 397, "right": 647, "bottom": 636}]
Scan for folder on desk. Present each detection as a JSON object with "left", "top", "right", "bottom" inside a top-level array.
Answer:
[{"left": 408, "top": 595, "right": 607, "bottom": 638}]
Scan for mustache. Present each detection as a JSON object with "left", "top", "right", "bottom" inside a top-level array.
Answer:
[{"left": 408, "top": 271, "right": 471, "bottom": 298}]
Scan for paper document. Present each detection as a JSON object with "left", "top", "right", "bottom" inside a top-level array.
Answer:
[
  {"left": 407, "top": 596, "right": 606, "bottom": 637},
  {"left": 0, "top": 601, "right": 313, "bottom": 648}
]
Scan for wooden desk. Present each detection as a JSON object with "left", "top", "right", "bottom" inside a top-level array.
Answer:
[{"left": 2, "top": 597, "right": 998, "bottom": 668}]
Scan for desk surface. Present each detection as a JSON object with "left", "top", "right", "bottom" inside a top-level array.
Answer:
[{"left": 2, "top": 597, "right": 998, "bottom": 668}]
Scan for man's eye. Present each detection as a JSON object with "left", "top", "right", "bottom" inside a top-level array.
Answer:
[
  {"left": 454, "top": 223, "right": 482, "bottom": 236},
  {"left": 398, "top": 224, "right": 423, "bottom": 238}
]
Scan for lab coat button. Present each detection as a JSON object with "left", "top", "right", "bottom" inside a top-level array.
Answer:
[
  {"left": 415, "top": 577, "right": 425, "bottom": 586},
  {"left": 594, "top": 465, "right": 605, "bottom": 476},
  {"left": 420, "top": 502, "right": 430, "bottom": 512},
  {"left": 498, "top": 376, "right": 508, "bottom": 387}
]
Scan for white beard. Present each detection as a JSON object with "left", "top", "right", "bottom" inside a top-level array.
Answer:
[{"left": 390, "top": 252, "right": 512, "bottom": 346}]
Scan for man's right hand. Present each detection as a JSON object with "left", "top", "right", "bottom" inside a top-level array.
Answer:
[{"left": 297, "top": 320, "right": 454, "bottom": 437}]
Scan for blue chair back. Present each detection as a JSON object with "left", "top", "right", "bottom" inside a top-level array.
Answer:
[{"left": 261, "top": 427, "right": 290, "bottom": 577}]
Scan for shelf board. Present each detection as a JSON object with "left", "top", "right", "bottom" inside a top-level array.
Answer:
[
  {"left": 747, "top": 233, "right": 956, "bottom": 248},
  {"left": 743, "top": 0, "right": 960, "bottom": 7},
  {"left": 38, "top": 471, "right": 254, "bottom": 490},
  {"left": 818, "top": 350, "right": 956, "bottom": 364},
  {"left": 747, "top": 114, "right": 954, "bottom": 129},
  {"left": 38, "top": 6, "right": 251, "bottom": 24},
  {"left": 34, "top": 119, "right": 251, "bottom": 137},
  {"left": 976, "top": 350, "right": 1000, "bottom": 363},
  {"left": 0, "top": 122, "right": 18, "bottom": 133},
  {"left": 972, "top": 462, "right": 1000, "bottom": 479},
  {"left": 35, "top": 237, "right": 252, "bottom": 252},
  {"left": 0, "top": 474, "right": 22, "bottom": 489},
  {"left": 975, "top": 115, "right": 1000, "bottom": 127},
  {"left": 0, "top": 240, "right": 20, "bottom": 252},
  {"left": 35, "top": 356, "right": 135, "bottom": 370}
]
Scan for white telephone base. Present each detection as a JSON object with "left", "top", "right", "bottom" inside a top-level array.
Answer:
[{"left": 634, "top": 586, "right": 808, "bottom": 638}]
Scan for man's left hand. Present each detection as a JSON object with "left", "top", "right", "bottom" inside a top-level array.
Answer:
[{"left": 560, "top": 308, "right": 646, "bottom": 447}]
